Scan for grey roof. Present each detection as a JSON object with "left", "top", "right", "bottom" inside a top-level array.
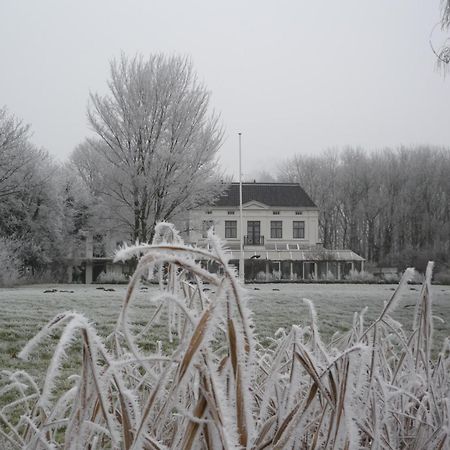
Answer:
[{"left": 214, "top": 183, "right": 317, "bottom": 208}]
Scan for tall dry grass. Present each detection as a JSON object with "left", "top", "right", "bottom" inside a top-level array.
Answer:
[{"left": 1, "top": 223, "right": 449, "bottom": 449}]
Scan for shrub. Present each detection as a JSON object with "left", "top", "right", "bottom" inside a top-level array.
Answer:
[
  {"left": 255, "top": 270, "right": 267, "bottom": 281},
  {"left": 94, "top": 270, "right": 129, "bottom": 284},
  {"left": 345, "top": 268, "right": 377, "bottom": 282},
  {"left": 324, "top": 270, "right": 336, "bottom": 281},
  {"left": 409, "top": 268, "right": 425, "bottom": 284},
  {"left": 434, "top": 269, "right": 450, "bottom": 285},
  {"left": 22, "top": 267, "right": 66, "bottom": 284},
  {"left": 1, "top": 224, "right": 449, "bottom": 449},
  {"left": 382, "top": 272, "right": 400, "bottom": 283},
  {"left": 272, "top": 269, "right": 281, "bottom": 280}
]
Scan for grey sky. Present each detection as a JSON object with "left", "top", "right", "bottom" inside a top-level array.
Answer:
[{"left": 1, "top": 0, "right": 449, "bottom": 178}]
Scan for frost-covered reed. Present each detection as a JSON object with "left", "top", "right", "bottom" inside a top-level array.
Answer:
[{"left": 1, "top": 223, "right": 449, "bottom": 449}]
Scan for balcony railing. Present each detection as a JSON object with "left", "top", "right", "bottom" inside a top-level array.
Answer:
[{"left": 244, "top": 235, "right": 265, "bottom": 246}]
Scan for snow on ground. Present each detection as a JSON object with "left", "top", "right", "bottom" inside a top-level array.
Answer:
[
  {"left": 1, "top": 282, "right": 449, "bottom": 379},
  {"left": 247, "top": 283, "right": 450, "bottom": 347}
]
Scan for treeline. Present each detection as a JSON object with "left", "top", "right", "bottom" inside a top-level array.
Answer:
[
  {"left": 0, "top": 55, "right": 224, "bottom": 285},
  {"left": 2, "top": 95, "right": 450, "bottom": 283},
  {"left": 278, "top": 147, "right": 450, "bottom": 272},
  {"left": 0, "top": 107, "right": 91, "bottom": 285}
]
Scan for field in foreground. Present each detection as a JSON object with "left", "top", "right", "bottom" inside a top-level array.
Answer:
[
  {"left": 1, "top": 282, "right": 450, "bottom": 379},
  {"left": 1, "top": 254, "right": 450, "bottom": 450}
]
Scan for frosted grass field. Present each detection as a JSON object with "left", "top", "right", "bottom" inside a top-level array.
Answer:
[
  {"left": 1, "top": 282, "right": 450, "bottom": 380},
  {"left": 2, "top": 274, "right": 450, "bottom": 448},
  {"left": 249, "top": 283, "right": 450, "bottom": 346}
]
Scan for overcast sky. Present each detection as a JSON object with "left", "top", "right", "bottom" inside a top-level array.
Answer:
[{"left": 1, "top": 0, "right": 449, "bottom": 178}]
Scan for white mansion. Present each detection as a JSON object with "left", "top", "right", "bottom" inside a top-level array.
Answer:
[
  {"left": 186, "top": 182, "right": 364, "bottom": 281},
  {"left": 188, "top": 182, "right": 319, "bottom": 247}
]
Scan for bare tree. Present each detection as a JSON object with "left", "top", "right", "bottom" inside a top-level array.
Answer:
[
  {"left": 0, "top": 107, "right": 43, "bottom": 199},
  {"left": 278, "top": 146, "right": 450, "bottom": 271},
  {"left": 278, "top": 151, "right": 341, "bottom": 249},
  {"left": 432, "top": 0, "right": 450, "bottom": 70},
  {"left": 74, "top": 54, "right": 224, "bottom": 242}
]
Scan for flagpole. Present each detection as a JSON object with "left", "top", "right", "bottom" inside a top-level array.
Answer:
[{"left": 239, "top": 132, "right": 244, "bottom": 283}]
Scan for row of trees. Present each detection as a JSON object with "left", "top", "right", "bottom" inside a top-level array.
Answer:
[
  {"left": 278, "top": 147, "right": 450, "bottom": 272},
  {"left": 1, "top": 104, "right": 100, "bottom": 282},
  {"left": 0, "top": 106, "right": 90, "bottom": 283},
  {"left": 0, "top": 55, "right": 224, "bottom": 284}
]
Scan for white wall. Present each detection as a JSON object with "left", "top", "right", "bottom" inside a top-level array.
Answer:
[{"left": 187, "top": 204, "right": 319, "bottom": 246}]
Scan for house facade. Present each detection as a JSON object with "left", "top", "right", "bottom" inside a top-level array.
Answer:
[{"left": 186, "top": 182, "right": 364, "bottom": 281}]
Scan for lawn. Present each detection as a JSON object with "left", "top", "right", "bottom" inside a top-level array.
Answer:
[
  {"left": 2, "top": 281, "right": 450, "bottom": 448},
  {"left": 1, "top": 282, "right": 450, "bottom": 381}
]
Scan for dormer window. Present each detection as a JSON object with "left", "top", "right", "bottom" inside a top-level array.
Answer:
[
  {"left": 273, "top": 211, "right": 280, "bottom": 215},
  {"left": 206, "top": 210, "right": 212, "bottom": 215},
  {"left": 295, "top": 211, "right": 303, "bottom": 215},
  {"left": 227, "top": 211, "right": 235, "bottom": 215}
]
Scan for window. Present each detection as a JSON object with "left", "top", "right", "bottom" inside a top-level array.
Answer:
[
  {"left": 293, "top": 221, "right": 305, "bottom": 239},
  {"left": 227, "top": 211, "right": 235, "bottom": 215},
  {"left": 271, "top": 221, "right": 282, "bottom": 238},
  {"left": 273, "top": 211, "right": 280, "bottom": 215},
  {"left": 225, "top": 220, "right": 237, "bottom": 238},
  {"left": 206, "top": 210, "right": 212, "bottom": 215},
  {"left": 202, "top": 220, "right": 214, "bottom": 238},
  {"left": 295, "top": 210, "right": 303, "bottom": 215}
]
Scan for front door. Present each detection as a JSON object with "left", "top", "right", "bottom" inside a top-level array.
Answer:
[{"left": 247, "top": 221, "right": 261, "bottom": 245}]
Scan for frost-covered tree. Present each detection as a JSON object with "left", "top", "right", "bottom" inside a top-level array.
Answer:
[
  {"left": 0, "top": 107, "right": 44, "bottom": 199},
  {"left": 73, "top": 54, "right": 224, "bottom": 242},
  {"left": 55, "top": 164, "right": 93, "bottom": 262},
  {"left": 278, "top": 146, "right": 450, "bottom": 272},
  {"left": 0, "top": 154, "right": 65, "bottom": 278},
  {"left": 432, "top": 0, "right": 450, "bottom": 70},
  {"left": 0, "top": 107, "right": 72, "bottom": 281}
]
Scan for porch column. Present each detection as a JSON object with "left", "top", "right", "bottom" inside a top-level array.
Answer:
[
  {"left": 85, "top": 261, "right": 93, "bottom": 284},
  {"left": 67, "top": 265, "right": 73, "bottom": 283},
  {"left": 265, "top": 260, "right": 270, "bottom": 280},
  {"left": 337, "top": 262, "right": 341, "bottom": 280},
  {"left": 314, "top": 262, "right": 318, "bottom": 280},
  {"left": 290, "top": 262, "right": 294, "bottom": 280}
]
